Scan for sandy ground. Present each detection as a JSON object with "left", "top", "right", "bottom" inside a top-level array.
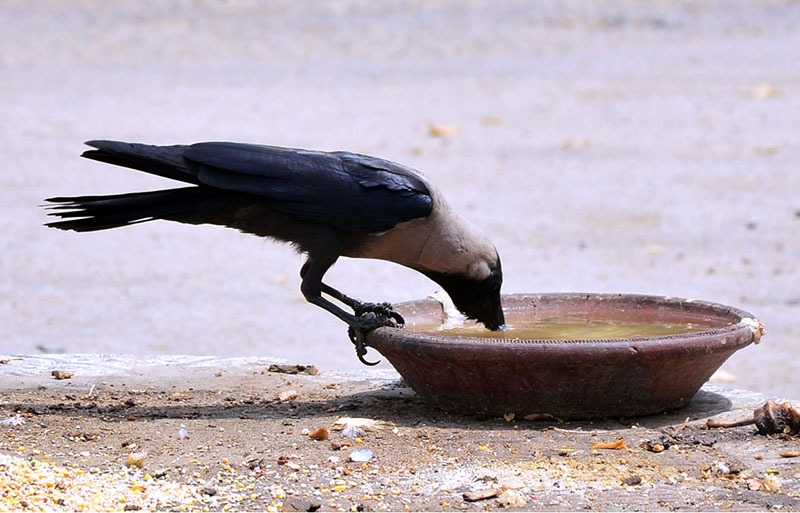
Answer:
[
  {"left": 1, "top": 1, "right": 799, "bottom": 398},
  {"left": 0, "top": 356, "right": 799, "bottom": 511}
]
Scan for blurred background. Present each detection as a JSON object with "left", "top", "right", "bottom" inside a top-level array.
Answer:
[{"left": 1, "top": 0, "right": 798, "bottom": 399}]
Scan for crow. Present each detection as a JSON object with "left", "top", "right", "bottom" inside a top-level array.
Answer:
[{"left": 44, "top": 141, "right": 505, "bottom": 363}]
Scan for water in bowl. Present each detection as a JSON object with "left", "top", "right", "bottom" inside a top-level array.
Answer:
[{"left": 412, "top": 318, "right": 721, "bottom": 340}]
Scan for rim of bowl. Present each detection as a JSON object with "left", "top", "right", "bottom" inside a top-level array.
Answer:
[{"left": 368, "top": 292, "right": 759, "bottom": 350}]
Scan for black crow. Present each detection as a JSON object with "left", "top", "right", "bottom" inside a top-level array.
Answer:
[{"left": 45, "top": 141, "right": 505, "bottom": 363}]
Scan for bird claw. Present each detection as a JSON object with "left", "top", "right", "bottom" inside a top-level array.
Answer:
[
  {"left": 353, "top": 302, "right": 405, "bottom": 327},
  {"left": 388, "top": 308, "right": 405, "bottom": 327},
  {"left": 347, "top": 309, "right": 403, "bottom": 366},
  {"left": 349, "top": 330, "right": 380, "bottom": 366}
]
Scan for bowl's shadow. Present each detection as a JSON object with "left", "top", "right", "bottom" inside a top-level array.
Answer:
[{"left": 6, "top": 380, "right": 734, "bottom": 432}]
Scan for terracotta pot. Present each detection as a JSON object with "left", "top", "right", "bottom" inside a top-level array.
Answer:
[{"left": 366, "top": 293, "right": 761, "bottom": 419}]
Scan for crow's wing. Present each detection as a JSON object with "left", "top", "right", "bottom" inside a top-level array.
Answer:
[{"left": 184, "top": 142, "right": 433, "bottom": 233}]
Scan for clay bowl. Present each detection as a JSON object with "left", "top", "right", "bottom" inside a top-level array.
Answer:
[{"left": 366, "top": 293, "right": 762, "bottom": 420}]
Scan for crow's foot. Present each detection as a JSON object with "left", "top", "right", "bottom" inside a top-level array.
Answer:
[
  {"left": 352, "top": 301, "right": 405, "bottom": 327},
  {"left": 348, "top": 310, "right": 403, "bottom": 366}
]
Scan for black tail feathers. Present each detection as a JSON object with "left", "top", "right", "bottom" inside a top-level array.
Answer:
[
  {"left": 44, "top": 187, "right": 205, "bottom": 232},
  {"left": 81, "top": 140, "right": 200, "bottom": 185}
]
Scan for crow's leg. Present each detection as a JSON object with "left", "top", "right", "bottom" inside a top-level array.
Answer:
[
  {"left": 323, "top": 286, "right": 404, "bottom": 326},
  {"left": 299, "top": 261, "right": 404, "bottom": 325},
  {"left": 299, "top": 255, "right": 366, "bottom": 327},
  {"left": 300, "top": 255, "right": 400, "bottom": 365}
]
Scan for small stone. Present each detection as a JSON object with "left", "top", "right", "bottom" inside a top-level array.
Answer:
[
  {"left": 349, "top": 448, "right": 374, "bottom": 462},
  {"left": 761, "top": 476, "right": 781, "bottom": 493},
  {"left": 308, "top": 427, "right": 329, "bottom": 440},
  {"left": 647, "top": 443, "right": 665, "bottom": 453},
  {"left": 51, "top": 370, "right": 73, "bottom": 380},
  {"left": 0, "top": 416, "right": 25, "bottom": 427},
  {"left": 268, "top": 364, "right": 319, "bottom": 376},
  {"left": 428, "top": 123, "right": 458, "bottom": 137},
  {"left": 331, "top": 441, "right": 352, "bottom": 451},
  {"left": 341, "top": 425, "right": 365, "bottom": 439},
  {"left": 462, "top": 488, "right": 500, "bottom": 502},
  {"left": 283, "top": 498, "right": 322, "bottom": 512},
  {"left": 622, "top": 475, "right": 642, "bottom": 486},
  {"left": 201, "top": 487, "right": 217, "bottom": 496},
  {"left": 278, "top": 390, "right": 299, "bottom": 401},
  {"left": 126, "top": 452, "right": 146, "bottom": 468},
  {"left": 277, "top": 455, "right": 294, "bottom": 465},
  {"left": 496, "top": 489, "right": 527, "bottom": 508},
  {"left": 748, "top": 478, "right": 763, "bottom": 490},
  {"left": 247, "top": 458, "right": 266, "bottom": 470}
]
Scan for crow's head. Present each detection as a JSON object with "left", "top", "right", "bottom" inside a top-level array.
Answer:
[{"left": 424, "top": 256, "right": 505, "bottom": 331}]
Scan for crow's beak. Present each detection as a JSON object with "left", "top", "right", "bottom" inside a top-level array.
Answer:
[{"left": 477, "top": 290, "right": 506, "bottom": 331}]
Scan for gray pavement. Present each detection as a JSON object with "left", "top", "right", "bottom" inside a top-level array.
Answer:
[{"left": 1, "top": 1, "right": 799, "bottom": 398}]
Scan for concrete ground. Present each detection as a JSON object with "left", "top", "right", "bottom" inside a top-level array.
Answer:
[
  {"left": 1, "top": 1, "right": 799, "bottom": 398},
  {"left": 0, "top": 355, "right": 798, "bottom": 511}
]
